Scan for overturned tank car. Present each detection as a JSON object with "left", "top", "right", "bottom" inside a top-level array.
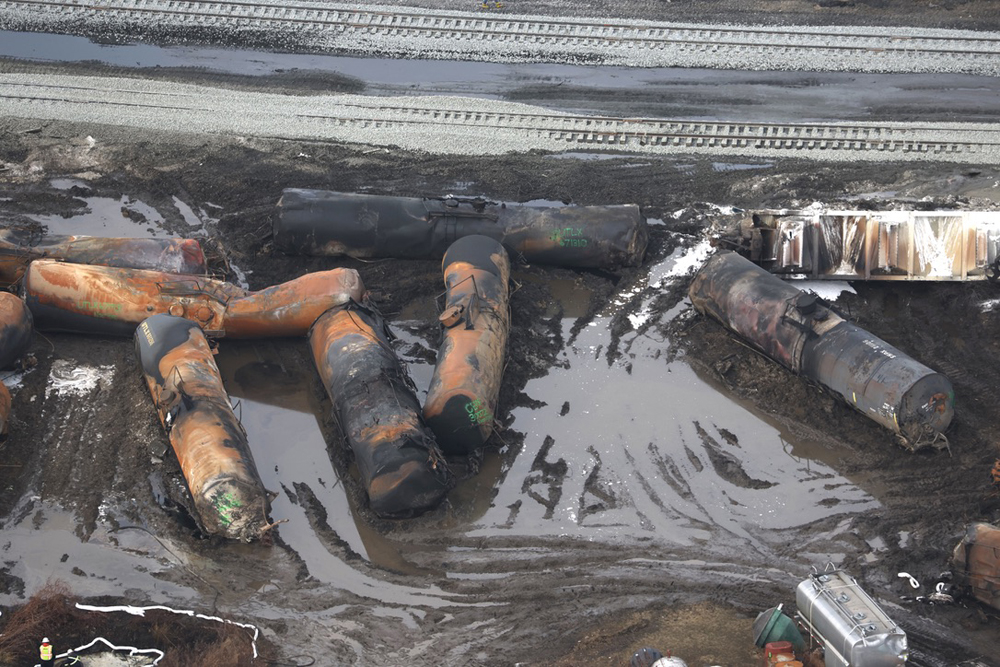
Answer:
[
  {"left": 0, "top": 292, "right": 33, "bottom": 444},
  {"left": 22, "top": 259, "right": 364, "bottom": 337},
  {"left": 424, "top": 235, "right": 511, "bottom": 455},
  {"left": 689, "top": 251, "right": 954, "bottom": 449},
  {"left": 0, "top": 230, "right": 207, "bottom": 286},
  {"left": 951, "top": 522, "right": 1000, "bottom": 611},
  {"left": 135, "top": 314, "right": 277, "bottom": 542},
  {"left": 310, "top": 300, "right": 452, "bottom": 518},
  {"left": 273, "top": 189, "right": 648, "bottom": 269}
]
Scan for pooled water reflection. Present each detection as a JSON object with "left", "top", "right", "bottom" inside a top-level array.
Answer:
[
  {"left": 0, "top": 213, "right": 889, "bottom": 665},
  {"left": 213, "top": 343, "right": 475, "bottom": 607},
  {"left": 473, "top": 243, "right": 877, "bottom": 554}
]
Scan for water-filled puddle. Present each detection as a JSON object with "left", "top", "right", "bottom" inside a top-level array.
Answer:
[
  {"left": 0, "top": 209, "right": 889, "bottom": 663},
  {"left": 212, "top": 342, "right": 464, "bottom": 601},
  {"left": 472, "top": 242, "right": 878, "bottom": 559},
  {"left": 27, "top": 178, "right": 210, "bottom": 237},
  {"left": 0, "top": 498, "right": 195, "bottom": 599}
]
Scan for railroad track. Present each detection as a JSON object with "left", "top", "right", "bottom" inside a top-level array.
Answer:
[
  {"left": 3, "top": 74, "right": 1000, "bottom": 162},
  {"left": 3, "top": 0, "right": 1000, "bottom": 74}
]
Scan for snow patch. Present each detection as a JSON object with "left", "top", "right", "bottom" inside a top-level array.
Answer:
[
  {"left": 982, "top": 298, "right": 1000, "bottom": 312},
  {"left": 45, "top": 360, "right": 115, "bottom": 399}
]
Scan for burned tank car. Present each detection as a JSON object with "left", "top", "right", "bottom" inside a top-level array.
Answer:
[
  {"left": 273, "top": 189, "right": 648, "bottom": 269},
  {"left": 309, "top": 300, "right": 452, "bottom": 518},
  {"left": 0, "top": 292, "right": 32, "bottom": 369},
  {"left": 424, "top": 235, "right": 511, "bottom": 455},
  {"left": 135, "top": 314, "right": 275, "bottom": 542},
  {"left": 21, "top": 259, "right": 364, "bottom": 338},
  {"left": 689, "top": 251, "right": 953, "bottom": 447},
  {"left": 0, "top": 230, "right": 207, "bottom": 287}
]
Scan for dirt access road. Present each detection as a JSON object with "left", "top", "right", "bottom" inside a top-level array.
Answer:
[{"left": 1, "top": 0, "right": 1000, "bottom": 666}]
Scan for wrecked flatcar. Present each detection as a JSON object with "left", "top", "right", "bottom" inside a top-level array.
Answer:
[{"left": 720, "top": 209, "right": 1000, "bottom": 281}]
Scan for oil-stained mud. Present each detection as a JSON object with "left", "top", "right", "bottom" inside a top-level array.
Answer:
[{"left": 1, "top": 115, "right": 1000, "bottom": 667}]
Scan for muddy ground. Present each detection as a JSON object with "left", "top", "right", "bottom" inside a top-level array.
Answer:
[
  {"left": 3, "top": 1, "right": 1000, "bottom": 664},
  {"left": 0, "top": 119, "right": 998, "bottom": 665}
]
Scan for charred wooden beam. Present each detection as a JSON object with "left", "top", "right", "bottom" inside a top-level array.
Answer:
[
  {"left": 689, "top": 251, "right": 954, "bottom": 449},
  {"left": 0, "top": 292, "right": 32, "bottom": 369},
  {"left": 309, "top": 301, "right": 451, "bottom": 518},
  {"left": 0, "top": 230, "right": 207, "bottom": 286},
  {"left": 274, "top": 189, "right": 648, "bottom": 269},
  {"left": 424, "top": 235, "right": 510, "bottom": 455},
  {"left": 21, "top": 259, "right": 364, "bottom": 337},
  {"left": 135, "top": 314, "right": 274, "bottom": 542}
]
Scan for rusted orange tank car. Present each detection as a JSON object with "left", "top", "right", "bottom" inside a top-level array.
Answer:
[
  {"left": 22, "top": 259, "right": 364, "bottom": 337},
  {"left": 310, "top": 301, "right": 452, "bottom": 518},
  {"left": 423, "top": 235, "right": 510, "bottom": 455},
  {"left": 135, "top": 313, "right": 276, "bottom": 542}
]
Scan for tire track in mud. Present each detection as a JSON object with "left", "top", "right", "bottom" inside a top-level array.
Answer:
[{"left": 3, "top": 0, "right": 1000, "bottom": 74}]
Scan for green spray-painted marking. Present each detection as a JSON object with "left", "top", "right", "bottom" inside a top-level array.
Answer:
[
  {"left": 548, "top": 227, "right": 589, "bottom": 248},
  {"left": 78, "top": 300, "right": 125, "bottom": 316},
  {"left": 465, "top": 399, "right": 492, "bottom": 426},
  {"left": 213, "top": 491, "right": 243, "bottom": 527}
]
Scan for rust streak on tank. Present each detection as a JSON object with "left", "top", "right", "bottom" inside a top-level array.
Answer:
[
  {"left": 135, "top": 314, "right": 274, "bottom": 542},
  {"left": 424, "top": 236, "right": 511, "bottom": 455}
]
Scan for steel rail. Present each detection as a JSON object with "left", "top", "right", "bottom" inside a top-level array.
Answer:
[
  {"left": 3, "top": 0, "right": 1000, "bottom": 59},
  {"left": 2, "top": 79, "right": 998, "bottom": 159}
]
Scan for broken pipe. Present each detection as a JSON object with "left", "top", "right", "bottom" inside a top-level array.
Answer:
[
  {"left": 309, "top": 301, "right": 452, "bottom": 518},
  {"left": 424, "top": 235, "right": 510, "bottom": 455},
  {"left": 689, "top": 251, "right": 954, "bottom": 448},
  {"left": 273, "top": 189, "right": 648, "bottom": 269},
  {"left": 135, "top": 313, "right": 275, "bottom": 542}
]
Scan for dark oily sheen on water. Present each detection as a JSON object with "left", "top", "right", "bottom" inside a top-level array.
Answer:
[
  {"left": 424, "top": 235, "right": 510, "bottom": 455},
  {"left": 22, "top": 259, "right": 364, "bottom": 337},
  {"left": 689, "top": 251, "right": 954, "bottom": 449},
  {"left": 273, "top": 189, "right": 648, "bottom": 269},
  {"left": 135, "top": 314, "right": 276, "bottom": 542},
  {"left": 309, "top": 300, "right": 452, "bottom": 518}
]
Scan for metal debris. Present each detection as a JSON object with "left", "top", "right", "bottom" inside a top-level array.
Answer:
[{"left": 719, "top": 209, "right": 1000, "bottom": 281}]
